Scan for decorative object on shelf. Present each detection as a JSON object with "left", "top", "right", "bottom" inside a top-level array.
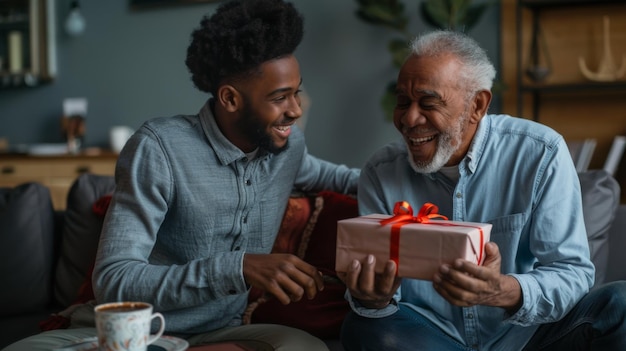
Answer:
[
  {"left": 355, "top": 0, "right": 493, "bottom": 120},
  {"left": 0, "top": 138, "right": 7, "bottom": 153},
  {"left": 579, "top": 16, "right": 626, "bottom": 82},
  {"left": 109, "top": 126, "right": 134, "bottom": 154},
  {"left": 525, "top": 19, "right": 552, "bottom": 82},
  {"left": 62, "top": 98, "right": 88, "bottom": 154},
  {"left": 65, "top": 0, "right": 86, "bottom": 37},
  {"left": 8, "top": 30, "right": 24, "bottom": 73}
]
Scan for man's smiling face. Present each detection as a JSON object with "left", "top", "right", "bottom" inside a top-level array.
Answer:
[
  {"left": 393, "top": 53, "right": 479, "bottom": 173},
  {"left": 232, "top": 55, "right": 303, "bottom": 154}
]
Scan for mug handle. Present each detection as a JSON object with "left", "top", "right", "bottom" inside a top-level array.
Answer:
[{"left": 147, "top": 312, "right": 166, "bottom": 345}]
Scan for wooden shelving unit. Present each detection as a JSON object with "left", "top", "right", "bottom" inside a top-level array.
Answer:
[
  {"left": 515, "top": 0, "right": 626, "bottom": 121},
  {"left": 501, "top": 0, "right": 626, "bottom": 202},
  {"left": 0, "top": 0, "right": 57, "bottom": 89}
]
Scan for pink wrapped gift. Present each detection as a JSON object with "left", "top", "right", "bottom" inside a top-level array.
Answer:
[{"left": 335, "top": 202, "right": 492, "bottom": 280}]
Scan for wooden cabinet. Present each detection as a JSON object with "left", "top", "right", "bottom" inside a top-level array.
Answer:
[
  {"left": 0, "top": 0, "right": 56, "bottom": 88},
  {"left": 0, "top": 153, "right": 117, "bottom": 210}
]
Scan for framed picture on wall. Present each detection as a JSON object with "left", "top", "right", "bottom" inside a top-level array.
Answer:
[{"left": 130, "top": 0, "right": 220, "bottom": 10}]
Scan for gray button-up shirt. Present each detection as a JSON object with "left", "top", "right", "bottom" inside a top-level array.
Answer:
[{"left": 93, "top": 101, "right": 359, "bottom": 334}]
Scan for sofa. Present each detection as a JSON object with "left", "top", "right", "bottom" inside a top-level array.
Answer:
[{"left": 0, "top": 169, "right": 624, "bottom": 350}]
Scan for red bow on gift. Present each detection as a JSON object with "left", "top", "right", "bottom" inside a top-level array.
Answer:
[
  {"left": 380, "top": 201, "right": 448, "bottom": 226},
  {"left": 379, "top": 201, "right": 484, "bottom": 276}
]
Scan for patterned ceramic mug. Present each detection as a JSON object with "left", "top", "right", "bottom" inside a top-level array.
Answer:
[{"left": 94, "top": 301, "right": 165, "bottom": 351}]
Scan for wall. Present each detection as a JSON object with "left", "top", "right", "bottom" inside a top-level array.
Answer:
[{"left": 0, "top": 0, "right": 500, "bottom": 168}]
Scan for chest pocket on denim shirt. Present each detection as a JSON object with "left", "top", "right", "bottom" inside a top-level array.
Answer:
[{"left": 486, "top": 212, "right": 526, "bottom": 272}]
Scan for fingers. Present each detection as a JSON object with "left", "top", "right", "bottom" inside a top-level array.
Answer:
[
  {"left": 358, "top": 254, "right": 376, "bottom": 292},
  {"left": 264, "top": 274, "right": 299, "bottom": 305},
  {"left": 345, "top": 255, "right": 400, "bottom": 309},
  {"left": 482, "top": 242, "right": 501, "bottom": 268},
  {"left": 433, "top": 264, "right": 475, "bottom": 306},
  {"left": 278, "top": 259, "right": 324, "bottom": 303},
  {"left": 294, "top": 266, "right": 324, "bottom": 300},
  {"left": 380, "top": 260, "right": 401, "bottom": 294},
  {"left": 435, "top": 241, "right": 502, "bottom": 288},
  {"left": 345, "top": 259, "right": 361, "bottom": 290},
  {"left": 433, "top": 249, "right": 504, "bottom": 307},
  {"left": 243, "top": 254, "right": 324, "bottom": 305}
]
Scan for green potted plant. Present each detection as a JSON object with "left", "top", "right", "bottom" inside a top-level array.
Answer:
[{"left": 355, "top": 0, "right": 494, "bottom": 120}]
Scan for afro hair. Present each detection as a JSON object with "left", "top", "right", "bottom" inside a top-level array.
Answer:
[{"left": 185, "top": 0, "right": 304, "bottom": 96}]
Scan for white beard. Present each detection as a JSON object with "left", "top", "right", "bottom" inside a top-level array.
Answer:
[{"left": 407, "top": 109, "right": 469, "bottom": 174}]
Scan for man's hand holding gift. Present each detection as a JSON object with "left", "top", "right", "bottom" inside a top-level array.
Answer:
[
  {"left": 338, "top": 255, "right": 401, "bottom": 309},
  {"left": 433, "top": 241, "right": 522, "bottom": 315}
]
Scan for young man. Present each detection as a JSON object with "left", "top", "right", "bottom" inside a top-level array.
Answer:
[
  {"left": 339, "top": 30, "right": 626, "bottom": 350},
  {"left": 4, "top": 1, "right": 358, "bottom": 350}
]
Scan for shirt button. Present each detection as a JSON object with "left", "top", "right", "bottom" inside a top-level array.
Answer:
[
  {"left": 245, "top": 179, "right": 251, "bottom": 186},
  {"left": 228, "top": 289, "right": 237, "bottom": 295},
  {"left": 456, "top": 192, "right": 462, "bottom": 198},
  {"left": 242, "top": 216, "right": 247, "bottom": 223},
  {"left": 234, "top": 246, "right": 241, "bottom": 251},
  {"left": 467, "top": 313, "right": 474, "bottom": 319}
]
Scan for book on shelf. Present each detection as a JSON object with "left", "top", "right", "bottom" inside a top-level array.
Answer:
[
  {"left": 567, "top": 138, "right": 596, "bottom": 173},
  {"left": 604, "top": 135, "right": 626, "bottom": 176}
]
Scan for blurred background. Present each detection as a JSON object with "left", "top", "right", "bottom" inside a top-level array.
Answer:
[{"left": 0, "top": 0, "right": 501, "bottom": 168}]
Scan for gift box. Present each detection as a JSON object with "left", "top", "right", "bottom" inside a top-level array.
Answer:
[{"left": 335, "top": 202, "right": 492, "bottom": 281}]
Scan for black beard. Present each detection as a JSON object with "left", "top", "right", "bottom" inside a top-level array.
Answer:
[{"left": 239, "top": 105, "right": 288, "bottom": 155}]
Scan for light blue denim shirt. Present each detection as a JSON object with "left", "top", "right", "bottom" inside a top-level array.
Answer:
[
  {"left": 93, "top": 100, "right": 359, "bottom": 334},
  {"left": 351, "top": 114, "right": 594, "bottom": 350}
]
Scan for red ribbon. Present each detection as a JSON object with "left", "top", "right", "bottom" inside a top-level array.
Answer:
[
  {"left": 380, "top": 201, "right": 449, "bottom": 226},
  {"left": 380, "top": 202, "right": 484, "bottom": 276}
]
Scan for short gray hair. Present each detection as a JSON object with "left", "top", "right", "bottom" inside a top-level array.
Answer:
[{"left": 409, "top": 30, "right": 496, "bottom": 92}]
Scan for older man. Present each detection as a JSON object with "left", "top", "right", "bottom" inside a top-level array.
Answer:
[{"left": 339, "top": 30, "right": 626, "bottom": 351}]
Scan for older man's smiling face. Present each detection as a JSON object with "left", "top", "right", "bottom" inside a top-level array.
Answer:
[{"left": 393, "top": 53, "right": 481, "bottom": 173}]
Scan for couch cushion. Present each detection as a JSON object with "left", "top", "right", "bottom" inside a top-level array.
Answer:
[
  {"left": 606, "top": 205, "right": 626, "bottom": 282},
  {"left": 54, "top": 174, "right": 115, "bottom": 307},
  {"left": 247, "top": 191, "right": 357, "bottom": 339},
  {"left": 579, "top": 169, "right": 620, "bottom": 286},
  {"left": 0, "top": 182, "right": 55, "bottom": 317}
]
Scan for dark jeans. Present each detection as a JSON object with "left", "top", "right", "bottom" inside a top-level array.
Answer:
[{"left": 340, "top": 281, "right": 626, "bottom": 351}]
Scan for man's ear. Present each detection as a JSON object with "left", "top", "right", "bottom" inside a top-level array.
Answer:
[
  {"left": 470, "top": 89, "right": 492, "bottom": 124},
  {"left": 217, "top": 85, "right": 241, "bottom": 113}
]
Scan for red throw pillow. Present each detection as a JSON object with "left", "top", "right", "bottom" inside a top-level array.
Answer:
[
  {"left": 247, "top": 191, "right": 358, "bottom": 339},
  {"left": 302, "top": 191, "right": 358, "bottom": 274},
  {"left": 246, "top": 196, "right": 313, "bottom": 304}
]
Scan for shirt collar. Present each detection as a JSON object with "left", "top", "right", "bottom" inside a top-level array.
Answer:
[
  {"left": 465, "top": 114, "right": 491, "bottom": 174},
  {"left": 198, "top": 99, "right": 267, "bottom": 166}
]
